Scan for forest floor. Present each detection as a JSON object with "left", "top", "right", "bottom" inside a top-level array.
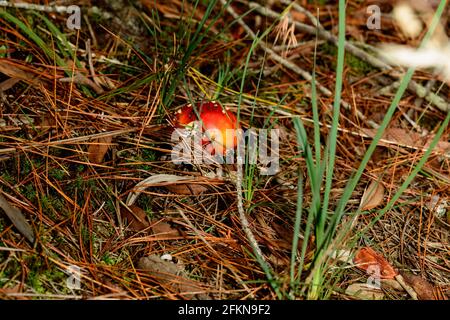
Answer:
[{"left": 0, "top": 0, "right": 449, "bottom": 300}]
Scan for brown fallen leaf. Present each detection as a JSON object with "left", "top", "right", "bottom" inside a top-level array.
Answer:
[
  {"left": 0, "top": 59, "right": 42, "bottom": 86},
  {"left": 0, "top": 77, "right": 21, "bottom": 92},
  {"left": 138, "top": 255, "right": 182, "bottom": 280},
  {"left": 126, "top": 174, "right": 222, "bottom": 206},
  {"left": 121, "top": 205, "right": 150, "bottom": 232},
  {"left": 354, "top": 247, "right": 398, "bottom": 279},
  {"left": 137, "top": 255, "right": 211, "bottom": 299},
  {"left": 0, "top": 194, "right": 35, "bottom": 243},
  {"left": 151, "top": 219, "right": 180, "bottom": 238},
  {"left": 361, "top": 128, "right": 450, "bottom": 157},
  {"left": 271, "top": 220, "right": 296, "bottom": 250},
  {"left": 88, "top": 136, "right": 113, "bottom": 164},
  {"left": 360, "top": 179, "right": 385, "bottom": 211},
  {"left": 164, "top": 183, "right": 208, "bottom": 195},
  {"left": 400, "top": 272, "right": 447, "bottom": 300}
]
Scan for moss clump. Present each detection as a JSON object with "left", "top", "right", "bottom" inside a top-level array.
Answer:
[
  {"left": 345, "top": 52, "right": 374, "bottom": 75},
  {"left": 321, "top": 42, "right": 374, "bottom": 75}
]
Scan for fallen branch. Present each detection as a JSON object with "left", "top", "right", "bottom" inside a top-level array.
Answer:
[{"left": 0, "top": 1, "right": 76, "bottom": 13}]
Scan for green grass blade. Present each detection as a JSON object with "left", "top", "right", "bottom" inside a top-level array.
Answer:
[
  {"left": 0, "top": 10, "right": 64, "bottom": 67},
  {"left": 317, "top": 0, "right": 346, "bottom": 244},
  {"left": 311, "top": 14, "right": 321, "bottom": 172}
]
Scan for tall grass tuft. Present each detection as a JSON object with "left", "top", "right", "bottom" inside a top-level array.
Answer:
[{"left": 291, "top": 0, "right": 448, "bottom": 299}]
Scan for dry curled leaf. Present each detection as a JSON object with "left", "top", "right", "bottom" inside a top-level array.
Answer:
[
  {"left": 164, "top": 183, "right": 208, "bottom": 195},
  {"left": 0, "top": 194, "right": 35, "bottom": 243},
  {"left": 88, "top": 136, "right": 112, "bottom": 164},
  {"left": 0, "top": 59, "right": 42, "bottom": 86},
  {"left": 0, "top": 77, "right": 21, "bottom": 92},
  {"left": 354, "top": 247, "right": 398, "bottom": 279},
  {"left": 400, "top": 272, "right": 447, "bottom": 300},
  {"left": 126, "top": 174, "right": 222, "bottom": 206},
  {"left": 360, "top": 179, "right": 385, "bottom": 211},
  {"left": 121, "top": 205, "right": 150, "bottom": 232}
]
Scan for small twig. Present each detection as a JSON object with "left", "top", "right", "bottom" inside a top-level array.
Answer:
[
  {"left": 235, "top": 160, "right": 271, "bottom": 269},
  {"left": 85, "top": 39, "right": 103, "bottom": 89},
  {"left": 0, "top": 1, "right": 77, "bottom": 13},
  {"left": 395, "top": 274, "right": 419, "bottom": 300},
  {"left": 272, "top": 39, "right": 324, "bottom": 52},
  {"left": 59, "top": 73, "right": 104, "bottom": 95},
  {"left": 177, "top": 208, "right": 219, "bottom": 254}
]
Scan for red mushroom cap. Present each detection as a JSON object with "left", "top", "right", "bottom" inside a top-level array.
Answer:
[{"left": 174, "top": 101, "right": 240, "bottom": 155}]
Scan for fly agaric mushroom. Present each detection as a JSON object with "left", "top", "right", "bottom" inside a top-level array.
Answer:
[{"left": 174, "top": 101, "right": 240, "bottom": 155}]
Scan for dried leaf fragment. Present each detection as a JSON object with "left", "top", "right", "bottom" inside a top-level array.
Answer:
[
  {"left": 151, "top": 219, "right": 180, "bottom": 238},
  {"left": 401, "top": 272, "right": 447, "bottom": 300},
  {"left": 121, "top": 205, "right": 150, "bottom": 232},
  {"left": 360, "top": 179, "right": 385, "bottom": 211},
  {"left": 137, "top": 255, "right": 210, "bottom": 300},
  {"left": 138, "top": 255, "right": 182, "bottom": 280},
  {"left": 164, "top": 183, "right": 208, "bottom": 195},
  {"left": 0, "top": 77, "right": 21, "bottom": 92},
  {"left": 0, "top": 59, "right": 41, "bottom": 86},
  {"left": 88, "top": 136, "right": 112, "bottom": 164},
  {"left": 0, "top": 194, "right": 35, "bottom": 243},
  {"left": 354, "top": 247, "right": 398, "bottom": 279}
]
